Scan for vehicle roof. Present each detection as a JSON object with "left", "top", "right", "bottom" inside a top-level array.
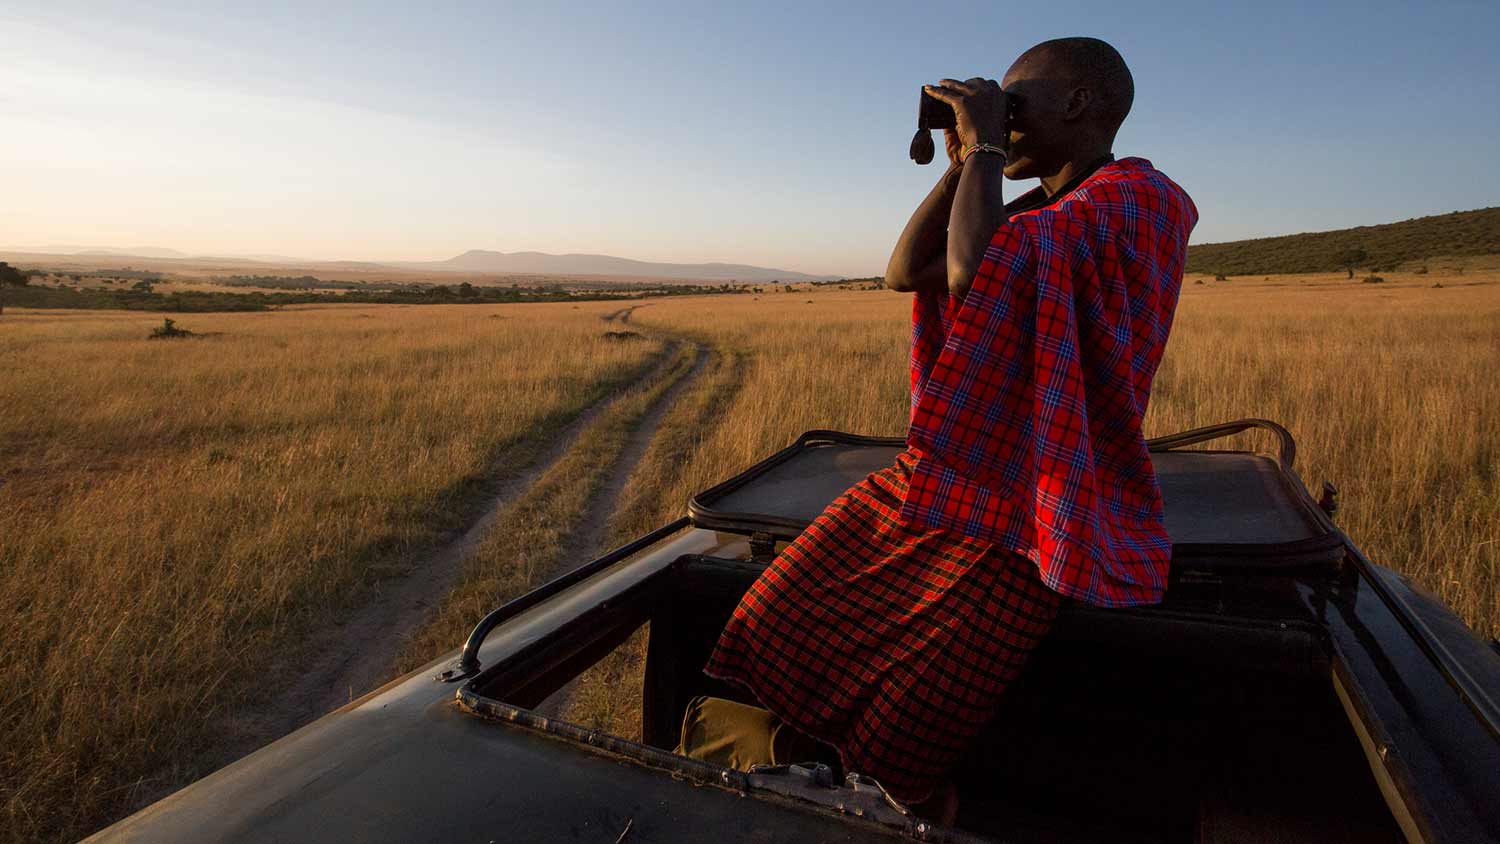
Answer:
[
  {"left": 87, "top": 535, "right": 918, "bottom": 844},
  {"left": 89, "top": 522, "right": 1500, "bottom": 844},
  {"left": 87, "top": 422, "right": 1500, "bottom": 844},
  {"left": 688, "top": 424, "right": 1345, "bottom": 574}
]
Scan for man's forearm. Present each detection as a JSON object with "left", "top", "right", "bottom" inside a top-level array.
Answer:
[
  {"left": 946, "top": 153, "right": 1008, "bottom": 300},
  {"left": 885, "top": 164, "right": 963, "bottom": 294}
]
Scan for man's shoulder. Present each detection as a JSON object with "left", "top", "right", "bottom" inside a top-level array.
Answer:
[
  {"left": 1058, "top": 158, "right": 1197, "bottom": 229},
  {"left": 1075, "top": 157, "right": 1187, "bottom": 200}
]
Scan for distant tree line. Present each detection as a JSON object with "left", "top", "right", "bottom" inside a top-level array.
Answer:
[
  {"left": 215, "top": 275, "right": 417, "bottom": 292},
  {"left": 0, "top": 274, "right": 759, "bottom": 313},
  {"left": 0, "top": 261, "right": 40, "bottom": 316},
  {"left": 837, "top": 276, "right": 887, "bottom": 289}
]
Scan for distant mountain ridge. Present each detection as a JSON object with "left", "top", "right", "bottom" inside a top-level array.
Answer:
[
  {"left": 405, "top": 249, "right": 838, "bottom": 282},
  {"left": 12, "top": 205, "right": 1499, "bottom": 282},
  {"left": 1187, "top": 206, "right": 1500, "bottom": 275},
  {"left": 38, "top": 246, "right": 190, "bottom": 259},
  {"left": 1, "top": 245, "right": 841, "bottom": 282}
]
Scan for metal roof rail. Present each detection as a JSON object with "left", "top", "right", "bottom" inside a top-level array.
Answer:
[{"left": 437, "top": 515, "right": 691, "bottom": 683}]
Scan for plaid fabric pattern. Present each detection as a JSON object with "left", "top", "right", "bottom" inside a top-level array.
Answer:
[
  {"left": 909, "top": 288, "right": 956, "bottom": 420},
  {"left": 704, "top": 451, "right": 1062, "bottom": 805},
  {"left": 904, "top": 157, "right": 1197, "bottom": 607}
]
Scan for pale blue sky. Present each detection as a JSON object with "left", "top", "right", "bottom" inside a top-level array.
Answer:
[{"left": 2, "top": 1, "right": 1496, "bottom": 277}]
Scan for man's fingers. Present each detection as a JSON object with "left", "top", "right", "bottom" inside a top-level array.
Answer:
[
  {"left": 959, "top": 77, "right": 1002, "bottom": 97},
  {"left": 936, "top": 78, "right": 977, "bottom": 94},
  {"left": 923, "top": 84, "right": 960, "bottom": 105}
]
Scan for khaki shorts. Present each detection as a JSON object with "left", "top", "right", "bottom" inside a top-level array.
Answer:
[{"left": 674, "top": 695, "right": 839, "bottom": 772}]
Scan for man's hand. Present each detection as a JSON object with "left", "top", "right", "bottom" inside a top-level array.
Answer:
[
  {"left": 930, "top": 78, "right": 1011, "bottom": 300},
  {"left": 943, "top": 128, "right": 964, "bottom": 168},
  {"left": 924, "top": 78, "right": 1009, "bottom": 150}
]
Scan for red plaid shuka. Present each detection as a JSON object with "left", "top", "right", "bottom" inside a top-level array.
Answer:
[
  {"left": 706, "top": 157, "right": 1193, "bottom": 802},
  {"left": 704, "top": 452, "right": 1062, "bottom": 804},
  {"left": 905, "top": 156, "right": 1197, "bottom": 607}
]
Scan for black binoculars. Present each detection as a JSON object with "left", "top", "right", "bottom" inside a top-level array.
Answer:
[{"left": 909, "top": 87, "right": 1020, "bottom": 164}]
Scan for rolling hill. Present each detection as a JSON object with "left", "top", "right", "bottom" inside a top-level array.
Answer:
[
  {"left": 34, "top": 245, "right": 190, "bottom": 259},
  {"left": 1, "top": 246, "right": 841, "bottom": 284},
  {"left": 1186, "top": 207, "right": 1500, "bottom": 276},
  {"left": 405, "top": 250, "right": 838, "bottom": 282}
]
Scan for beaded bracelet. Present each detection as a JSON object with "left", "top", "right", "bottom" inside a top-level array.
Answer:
[{"left": 961, "top": 143, "right": 1007, "bottom": 164}]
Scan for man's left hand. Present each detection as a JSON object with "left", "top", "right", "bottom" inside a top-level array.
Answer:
[{"left": 924, "top": 78, "right": 1008, "bottom": 150}]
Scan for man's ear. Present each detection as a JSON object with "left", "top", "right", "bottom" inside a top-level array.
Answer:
[{"left": 1061, "top": 86, "right": 1091, "bottom": 122}]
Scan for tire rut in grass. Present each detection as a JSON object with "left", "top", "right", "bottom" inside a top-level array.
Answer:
[
  {"left": 186, "top": 342, "right": 687, "bottom": 784},
  {"left": 547, "top": 343, "right": 709, "bottom": 582},
  {"left": 385, "top": 339, "right": 706, "bottom": 695},
  {"left": 532, "top": 344, "right": 713, "bottom": 718},
  {"left": 543, "top": 345, "right": 751, "bottom": 738}
]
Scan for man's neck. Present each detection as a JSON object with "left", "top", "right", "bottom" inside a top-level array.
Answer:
[{"left": 1040, "top": 147, "right": 1114, "bottom": 196}]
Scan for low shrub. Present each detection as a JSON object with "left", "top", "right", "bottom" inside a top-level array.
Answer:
[{"left": 148, "top": 318, "right": 194, "bottom": 339}]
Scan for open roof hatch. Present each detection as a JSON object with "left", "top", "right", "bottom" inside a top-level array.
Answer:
[{"left": 688, "top": 419, "right": 1345, "bottom": 575}]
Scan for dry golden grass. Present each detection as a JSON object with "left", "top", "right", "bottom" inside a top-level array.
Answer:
[
  {"left": 395, "top": 340, "right": 701, "bottom": 674},
  {"left": 0, "top": 302, "right": 661, "bottom": 844},
  {"left": 3, "top": 269, "right": 1497, "bottom": 842}
]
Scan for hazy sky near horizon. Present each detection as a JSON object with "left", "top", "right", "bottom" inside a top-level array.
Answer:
[{"left": 3, "top": 1, "right": 1497, "bottom": 277}]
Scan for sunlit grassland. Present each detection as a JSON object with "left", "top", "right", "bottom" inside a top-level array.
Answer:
[
  {"left": 2, "top": 269, "right": 1497, "bottom": 843},
  {"left": 0, "top": 302, "right": 661, "bottom": 844}
]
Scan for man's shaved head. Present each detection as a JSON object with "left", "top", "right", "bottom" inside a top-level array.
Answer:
[
  {"left": 1017, "top": 37, "right": 1134, "bottom": 134},
  {"left": 998, "top": 37, "right": 1134, "bottom": 182}
]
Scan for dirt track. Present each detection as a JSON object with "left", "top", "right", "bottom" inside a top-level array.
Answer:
[
  {"left": 534, "top": 343, "right": 710, "bottom": 717},
  {"left": 600, "top": 305, "right": 641, "bottom": 324},
  {"left": 187, "top": 329, "right": 704, "bottom": 787}
]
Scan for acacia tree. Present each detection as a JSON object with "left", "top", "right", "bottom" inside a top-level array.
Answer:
[
  {"left": 0, "top": 261, "right": 28, "bottom": 316},
  {"left": 1336, "top": 247, "right": 1369, "bottom": 279}
]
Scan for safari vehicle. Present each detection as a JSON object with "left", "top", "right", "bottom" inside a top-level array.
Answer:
[{"left": 89, "top": 420, "right": 1500, "bottom": 843}]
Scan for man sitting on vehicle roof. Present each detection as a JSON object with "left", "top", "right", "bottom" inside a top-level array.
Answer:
[{"left": 679, "top": 37, "right": 1197, "bottom": 824}]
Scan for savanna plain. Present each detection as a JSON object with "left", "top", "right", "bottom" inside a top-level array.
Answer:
[{"left": 2, "top": 269, "right": 1497, "bottom": 843}]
